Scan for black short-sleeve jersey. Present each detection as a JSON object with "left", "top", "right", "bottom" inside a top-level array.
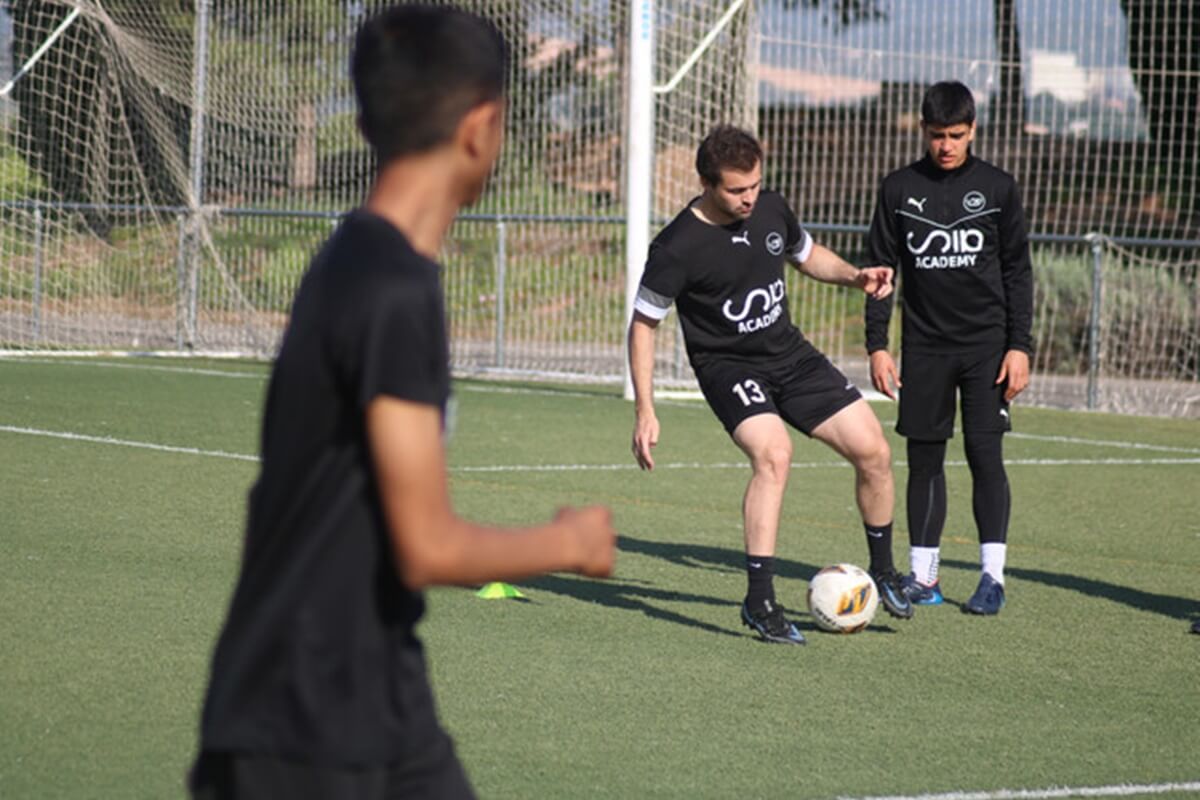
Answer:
[
  {"left": 634, "top": 191, "right": 815, "bottom": 368},
  {"left": 865, "top": 154, "right": 1034, "bottom": 355},
  {"left": 198, "top": 210, "right": 449, "bottom": 767}
]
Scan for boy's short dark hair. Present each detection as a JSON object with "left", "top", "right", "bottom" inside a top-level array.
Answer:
[
  {"left": 921, "top": 81, "right": 976, "bottom": 127},
  {"left": 696, "top": 125, "right": 763, "bottom": 186},
  {"left": 352, "top": 5, "right": 508, "bottom": 164}
]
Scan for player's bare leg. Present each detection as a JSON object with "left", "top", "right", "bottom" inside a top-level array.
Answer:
[
  {"left": 811, "top": 399, "right": 892, "bottom": 524},
  {"left": 730, "top": 413, "right": 805, "bottom": 644},
  {"left": 812, "top": 399, "right": 912, "bottom": 619},
  {"left": 731, "top": 412, "right": 793, "bottom": 558}
]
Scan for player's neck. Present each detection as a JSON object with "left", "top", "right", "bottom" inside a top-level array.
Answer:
[
  {"left": 691, "top": 194, "right": 739, "bottom": 227},
  {"left": 364, "top": 156, "right": 464, "bottom": 259}
]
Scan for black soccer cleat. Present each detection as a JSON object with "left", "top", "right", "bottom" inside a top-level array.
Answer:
[
  {"left": 870, "top": 568, "right": 915, "bottom": 620},
  {"left": 740, "top": 598, "right": 806, "bottom": 645}
]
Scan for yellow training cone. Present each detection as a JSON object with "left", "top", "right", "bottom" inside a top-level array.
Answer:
[{"left": 475, "top": 582, "right": 526, "bottom": 599}]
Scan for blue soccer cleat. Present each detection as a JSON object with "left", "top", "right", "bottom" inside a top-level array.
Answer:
[
  {"left": 964, "top": 573, "right": 1006, "bottom": 615},
  {"left": 901, "top": 574, "right": 945, "bottom": 605},
  {"left": 869, "top": 568, "right": 915, "bottom": 619},
  {"left": 741, "top": 598, "right": 806, "bottom": 645}
]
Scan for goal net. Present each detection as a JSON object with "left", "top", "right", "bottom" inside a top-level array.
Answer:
[{"left": 0, "top": 1, "right": 1195, "bottom": 416}]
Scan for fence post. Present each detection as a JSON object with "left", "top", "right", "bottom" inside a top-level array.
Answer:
[
  {"left": 32, "top": 206, "right": 43, "bottom": 341},
  {"left": 182, "top": 0, "right": 211, "bottom": 351},
  {"left": 623, "top": 0, "right": 654, "bottom": 400},
  {"left": 495, "top": 219, "right": 507, "bottom": 369},
  {"left": 175, "top": 214, "right": 189, "bottom": 350},
  {"left": 1085, "top": 233, "right": 1104, "bottom": 410}
]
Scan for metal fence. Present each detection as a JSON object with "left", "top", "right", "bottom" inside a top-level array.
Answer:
[{"left": 3, "top": 197, "right": 1196, "bottom": 417}]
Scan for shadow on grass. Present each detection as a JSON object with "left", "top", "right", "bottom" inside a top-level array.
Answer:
[
  {"left": 523, "top": 534, "right": 902, "bottom": 639},
  {"left": 941, "top": 558, "right": 1200, "bottom": 621}
]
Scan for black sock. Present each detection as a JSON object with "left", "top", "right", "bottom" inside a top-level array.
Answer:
[
  {"left": 864, "top": 522, "right": 895, "bottom": 574},
  {"left": 745, "top": 555, "right": 776, "bottom": 607}
]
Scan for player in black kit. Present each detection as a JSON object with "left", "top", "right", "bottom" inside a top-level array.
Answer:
[
  {"left": 865, "top": 81, "right": 1033, "bottom": 615},
  {"left": 190, "top": 8, "right": 616, "bottom": 799},
  {"left": 629, "top": 125, "right": 914, "bottom": 645}
]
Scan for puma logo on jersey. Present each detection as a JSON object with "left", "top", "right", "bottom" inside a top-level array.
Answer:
[
  {"left": 906, "top": 196, "right": 927, "bottom": 212},
  {"left": 731, "top": 230, "right": 751, "bottom": 247}
]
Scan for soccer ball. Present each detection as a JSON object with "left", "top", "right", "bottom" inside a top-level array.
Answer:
[{"left": 806, "top": 563, "right": 879, "bottom": 633}]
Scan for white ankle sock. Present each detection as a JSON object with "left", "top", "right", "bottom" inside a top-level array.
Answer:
[
  {"left": 981, "top": 542, "right": 1007, "bottom": 584},
  {"left": 910, "top": 546, "right": 940, "bottom": 586}
]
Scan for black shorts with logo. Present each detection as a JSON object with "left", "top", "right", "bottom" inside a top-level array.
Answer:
[
  {"left": 896, "top": 348, "right": 1013, "bottom": 440},
  {"left": 694, "top": 343, "right": 862, "bottom": 436}
]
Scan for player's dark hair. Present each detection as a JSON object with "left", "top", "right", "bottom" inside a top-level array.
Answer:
[
  {"left": 352, "top": 5, "right": 508, "bottom": 164},
  {"left": 921, "top": 81, "right": 976, "bottom": 127},
  {"left": 695, "top": 125, "right": 763, "bottom": 186}
]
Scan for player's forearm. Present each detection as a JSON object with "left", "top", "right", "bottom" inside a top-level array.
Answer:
[
  {"left": 627, "top": 317, "right": 657, "bottom": 413},
  {"left": 796, "top": 244, "right": 859, "bottom": 286},
  {"left": 395, "top": 514, "right": 591, "bottom": 589},
  {"left": 865, "top": 295, "right": 894, "bottom": 353}
]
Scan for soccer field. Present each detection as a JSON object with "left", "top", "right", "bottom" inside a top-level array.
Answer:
[{"left": 0, "top": 356, "right": 1197, "bottom": 799}]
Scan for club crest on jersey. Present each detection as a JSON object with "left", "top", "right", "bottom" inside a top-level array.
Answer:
[
  {"left": 722, "top": 279, "right": 786, "bottom": 333},
  {"left": 963, "top": 191, "right": 986, "bottom": 212},
  {"left": 765, "top": 231, "right": 784, "bottom": 255}
]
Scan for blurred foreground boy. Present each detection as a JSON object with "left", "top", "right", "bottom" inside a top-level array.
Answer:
[{"left": 191, "top": 7, "right": 616, "bottom": 798}]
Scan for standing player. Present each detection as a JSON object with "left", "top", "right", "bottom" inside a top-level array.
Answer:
[
  {"left": 865, "top": 80, "right": 1033, "bottom": 615},
  {"left": 190, "top": 7, "right": 616, "bottom": 799},
  {"left": 629, "top": 125, "right": 913, "bottom": 646}
]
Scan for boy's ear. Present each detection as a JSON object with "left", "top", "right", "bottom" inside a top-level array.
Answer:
[{"left": 456, "top": 99, "right": 505, "bottom": 162}]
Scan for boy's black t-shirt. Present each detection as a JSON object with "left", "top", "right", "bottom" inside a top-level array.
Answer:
[{"left": 198, "top": 210, "right": 450, "bottom": 766}]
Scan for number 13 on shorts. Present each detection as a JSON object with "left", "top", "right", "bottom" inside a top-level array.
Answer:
[{"left": 732, "top": 378, "right": 767, "bottom": 407}]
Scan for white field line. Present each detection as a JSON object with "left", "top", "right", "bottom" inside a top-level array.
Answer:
[
  {"left": 1, "top": 425, "right": 1199, "bottom": 471},
  {"left": 0, "top": 425, "right": 259, "bottom": 462},
  {"left": 2, "top": 359, "right": 1197, "bottom": 455},
  {"left": 0, "top": 356, "right": 267, "bottom": 380},
  {"left": 1007, "top": 431, "right": 1200, "bottom": 455},
  {"left": 838, "top": 780, "right": 1200, "bottom": 800}
]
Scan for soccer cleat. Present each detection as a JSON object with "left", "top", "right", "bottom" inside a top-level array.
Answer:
[
  {"left": 740, "top": 598, "right": 806, "bottom": 645},
  {"left": 964, "top": 573, "right": 1006, "bottom": 615},
  {"left": 1191, "top": 619, "right": 1200, "bottom": 635},
  {"left": 900, "top": 574, "right": 944, "bottom": 605},
  {"left": 869, "top": 568, "right": 914, "bottom": 619}
]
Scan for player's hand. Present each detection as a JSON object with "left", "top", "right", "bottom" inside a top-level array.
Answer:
[
  {"left": 997, "top": 349, "right": 1030, "bottom": 401},
  {"left": 857, "top": 266, "right": 894, "bottom": 300},
  {"left": 554, "top": 505, "right": 617, "bottom": 578},
  {"left": 869, "top": 350, "right": 901, "bottom": 400},
  {"left": 632, "top": 410, "right": 659, "bottom": 471}
]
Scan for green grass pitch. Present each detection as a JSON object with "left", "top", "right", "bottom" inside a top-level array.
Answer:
[{"left": 0, "top": 356, "right": 1197, "bottom": 799}]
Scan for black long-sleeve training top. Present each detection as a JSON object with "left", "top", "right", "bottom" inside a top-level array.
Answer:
[{"left": 865, "top": 154, "right": 1034, "bottom": 356}]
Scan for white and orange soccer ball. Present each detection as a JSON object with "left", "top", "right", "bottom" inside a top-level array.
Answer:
[{"left": 806, "top": 563, "right": 879, "bottom": 633}]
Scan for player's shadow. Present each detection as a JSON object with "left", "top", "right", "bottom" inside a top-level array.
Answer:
[
  {"left": 940, "top": 558, "right": 1200, "bottom": 620},
  {"left": 524, "top": 534, "right": 899, "bottom": 638},
  {"left": 523, "top": 573, "right": 743, "bottom": 639}
]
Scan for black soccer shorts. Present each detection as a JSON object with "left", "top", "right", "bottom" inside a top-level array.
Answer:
[
  {"left": 695, "top": 346, "right": 862, "bottom": 436},
  {"left": 896, "top": 348, "right": 1013, "bottom": 440},
  {"left": 189, "top": 734, "right": 475, "bottom": 800}
]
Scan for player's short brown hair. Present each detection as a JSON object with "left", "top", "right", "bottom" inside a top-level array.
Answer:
[{"left": 695, "top": 125, "right": 763, "bottom": 186}]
